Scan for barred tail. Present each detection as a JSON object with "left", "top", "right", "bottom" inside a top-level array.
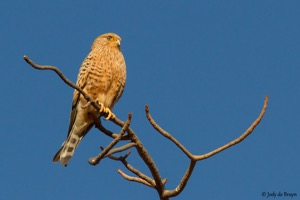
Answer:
[
  {"left": 53, "top": 133, "right": 81, "bottom": 166},
  {"left": 53, "top": 120, "right": 93, "bottom": 166}
]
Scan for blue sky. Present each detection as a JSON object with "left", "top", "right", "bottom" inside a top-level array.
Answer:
[{"left": 1, "top": 1, "right": 299, "bottom": 199}]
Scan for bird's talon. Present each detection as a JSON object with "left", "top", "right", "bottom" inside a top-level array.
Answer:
[
  {"left": 96, "top": 101, "right": 104, "bottom": 113},
  {"left": 104, "top": 108, "right": 115, "bottom": 120},
  {"left": 105, "top": 112, "right": 112, "bottom": 120}
]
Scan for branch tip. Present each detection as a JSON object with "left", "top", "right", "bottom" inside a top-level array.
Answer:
[
  {"left": 162, "top": 178, "right": 167, "bottom": 185},
  {"left": 88, "top": 158, "right": 98, "bottom": 166},
  {"left": 145, "top": 104, "right": 149, "bottom": 113},
  {"left": 122, "top": 151, "right": 131, "bottom": 160},
  {"left": 264, "top": 95, "right": 269, "bottom": 105},
  {"left": 128, "top": 112, "right": 132, "bottom": 119}
]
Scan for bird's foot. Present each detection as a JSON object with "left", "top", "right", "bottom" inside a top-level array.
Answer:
[{"left": 96, "top": 100, "right": 115, "bottom": 120}]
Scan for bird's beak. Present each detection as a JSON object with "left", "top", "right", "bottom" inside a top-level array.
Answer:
[{"left": 115, "top": 40, "right": 121, "bottom": 46}]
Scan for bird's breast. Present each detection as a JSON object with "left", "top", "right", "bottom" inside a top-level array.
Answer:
[{"left": 84, "top": 47, "right": 126, "bottom": 109}]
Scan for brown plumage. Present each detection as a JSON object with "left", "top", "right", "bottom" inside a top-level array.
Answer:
[{"left": 53, "top": 33, "right": 126, "bottom": 166}]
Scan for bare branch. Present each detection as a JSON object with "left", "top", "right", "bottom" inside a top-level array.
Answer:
[
  {"left": 23, "top": 55, "right": 103, "bottom": 111},
  {"left": 105, "top": 150, "right": 132, "bottom": 161},
  {"left": 94, "top": 118, "right": 130, "bottom": 140},
  {"left": 145, "top": 96, "right": 268, "bottom": 199},
  {"left": 88, "top": 113, "right": 132, "bottom": 165},
  {"left": 145, "top": 105, "right": 194, "bottom": 160},
  {"left": 129, "top": 134, "right": 165, "bottom": 193},
  {"left": 25, "top": 55, "right": 269, "bottom": 200},
  {"left": 194, "top": 96, "right": 269, "bottom": 160},
  {"left": 163, "top": 160, "right": 197, "bottom": 198},
  {"left": 24, "top": 55, "right": 121, "bottom": 121},
  {"left": 120, "top": 156, "right": 156, "bottom": 187},
  {"left": 107, "top": 150, "right": 157, "bottom": 187},
  {"left": 107, "top": 112, "right": 165, "bottom": 195},
  {"left": 24, "top": 55, "right": 164, "bottom": 195},
  {"left": 101, "top": 142, "right": 136, "bottom": 158},
  {"left": 117, "top": 169, "right": 154, "bottom": 187}
]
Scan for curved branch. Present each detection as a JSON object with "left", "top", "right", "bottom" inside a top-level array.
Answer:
[
  {"left": 145, "top": 105, "right": 194, "bottom": 160},
  {"left": 23, "top": 55, "right": 116, "bottom": 120},
  {"left": 163, "top": 160, "right": 197, "bottom": 198},
  {"left": 145, "top": 96, "right": 268, "bottom": 199},
  {"left": 105, "top": 150, "right": 132, "bottom": 161},
  {"left": 24, "top": 56, "right": 97, "bottom": 106},
  {"left": 194, "top": 96, "right": 268, "bottom": 160},
  {"left": 107, "top": 151, "right": 156, "bottom": 187},
  {"left": 94, "top": 117, "right": 130, "bottom": 140},
  {"left": 119, "top": 159, "right": 156, "bottom": 187},
  {"left": 102, "top": 142, "right": 136, "bottom": 158},
  {"left": 117, "top": 169, "right": 153, "bottom": 187}
]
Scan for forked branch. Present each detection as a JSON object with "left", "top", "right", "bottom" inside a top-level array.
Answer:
[
  {"left": 145, "top": 96, "right": 268, "bottom": 198},
  {"left": 88, "top": 113, "right": 132, "bottom": 165},
  {"left": 24, "top": 55, "right": 268, "bottom": 200},
  {"left": 146, "top": 96, "right": 268, "bottom": 161}
]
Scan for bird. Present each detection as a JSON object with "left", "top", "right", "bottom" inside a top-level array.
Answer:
[{"left": 53, "top": 33, "right": 126, "bottom": 166}]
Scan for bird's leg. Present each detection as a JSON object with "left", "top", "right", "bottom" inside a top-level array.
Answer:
[
  {"left": 81, "top": 101, "right": 92, "bottom": 109},
  {"left": 95, "top": 99, "right": 116, "bottom": 120}
]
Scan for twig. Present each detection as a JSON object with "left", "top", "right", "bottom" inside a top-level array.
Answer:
[
  {"left": 120, "top": 156, "right": 156, "bottom": 187},
  {"left": 105, "top": 148, "right": 157, "bottom": 187},
  {"left": 101, "top": 142, "right": 136, "bottom": 158},
  {"left": 88, "top": 113, "right": 132, "bottom": 165},
  {"left": 117, "top": 169, "right": 153, "bottom": 187},
  {"left": 94, "top": 118, "right": 130, "bottom": 140},
  {"left": 105, "top": 150, "right": 132, "bottom": 161}
]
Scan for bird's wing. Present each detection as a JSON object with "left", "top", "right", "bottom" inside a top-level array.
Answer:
[{"left": 67, "top": 52, "right": 93, "bottom": 135}]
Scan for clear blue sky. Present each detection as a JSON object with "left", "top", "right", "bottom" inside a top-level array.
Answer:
[{"left": 1, "top": 1, "right": 299, "bottom": 199}]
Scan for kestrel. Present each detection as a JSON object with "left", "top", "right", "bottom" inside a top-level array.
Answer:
[{"left": 53, "top": 33, "right": 126, "bottom": 166}]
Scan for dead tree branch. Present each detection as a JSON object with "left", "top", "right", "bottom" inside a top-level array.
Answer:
[
  {"left": 24, "top": 55, "right": 268, "bottom": 200},
  {"left": 194, "top": 96, "right": 268, "bottom": 161},
  {"left": 94, "top": 118, "right": 130, "bottom": 140},
  {"left": 24, "top": 55, "right": 100, "bottom": 110},
  {"left": 88, "top": 113, "right": 132, "bottom": 165},
  {"left": 117, "top": 169, "right": 154, "bottom": 187},
  {"left": 146, "top": 96, "right": 268, "bottom": 198},
  {"left": 101, "top": 142, "right": 136, "bottom": 158},
  {"left": 106, "top": 150, "right": 155, "bottom": 186}
]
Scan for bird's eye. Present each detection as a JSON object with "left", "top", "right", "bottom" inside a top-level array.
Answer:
[{"left": 107, "top": 36, "right": 113, "bottom": 40}]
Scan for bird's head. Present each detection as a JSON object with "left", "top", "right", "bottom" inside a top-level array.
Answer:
[{"left": 91, "top": 33, "right": 122, "bottom": 51}]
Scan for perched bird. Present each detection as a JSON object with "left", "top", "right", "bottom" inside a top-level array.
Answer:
[{"left": 53, "top": 33, "right": 126, "bottom": 166}]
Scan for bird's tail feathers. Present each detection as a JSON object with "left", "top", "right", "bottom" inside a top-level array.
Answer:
[{"left": 52, "top": 132, "right": 81, "bottom": 166}]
